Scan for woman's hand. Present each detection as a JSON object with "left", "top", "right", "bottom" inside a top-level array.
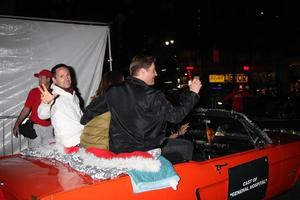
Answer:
[{"left": 169, "top": 123, "right": 189, "bottom": 139}]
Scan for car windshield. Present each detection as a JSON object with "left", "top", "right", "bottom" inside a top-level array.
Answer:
[{"left": 185, "top": 109, "right": 265, "bottom": 161}]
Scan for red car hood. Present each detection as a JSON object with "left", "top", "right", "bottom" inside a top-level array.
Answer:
[{"left": 0, "top": 155, "right": 93, "bottom": 200}]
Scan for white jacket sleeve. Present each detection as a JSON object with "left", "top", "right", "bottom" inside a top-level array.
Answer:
[{"left": 38, "top": 102, "right": 52, "bottom": 119}]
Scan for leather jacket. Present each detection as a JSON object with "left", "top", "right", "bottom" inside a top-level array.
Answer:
[{"left": 81, "top": 76, "right": 199, "bottom": 153}]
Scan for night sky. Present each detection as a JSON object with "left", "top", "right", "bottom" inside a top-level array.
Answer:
[{"left": 0, "top": 0, "right": 299, "bottom": 75}]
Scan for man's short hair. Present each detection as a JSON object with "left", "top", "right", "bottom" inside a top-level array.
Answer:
[
  {"left": 129, "top": 55, "right": 156, "bottom": 76},
  {"left": 51, "top": 63, "right": 69, "bottom": 77}
]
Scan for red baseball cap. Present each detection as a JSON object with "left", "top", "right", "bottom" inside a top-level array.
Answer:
[{"left": 34, "top": 69, "right": 52, "bottom": 78}]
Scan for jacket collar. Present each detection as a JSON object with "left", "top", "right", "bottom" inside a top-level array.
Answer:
[
  {"left": 51, "top": 84, "right": 75, "bottom": 97},
  {"left": 126, "top": 76, "right": 148, "bottom": 86}
]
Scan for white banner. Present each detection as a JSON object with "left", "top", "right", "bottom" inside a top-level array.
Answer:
[{"left": 0, "top": 17, "right": 109, "bottom": 154}]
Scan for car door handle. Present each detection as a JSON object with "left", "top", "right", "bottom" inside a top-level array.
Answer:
[{"left": 215, "top": 163, "right": 228, "bottom": 171}]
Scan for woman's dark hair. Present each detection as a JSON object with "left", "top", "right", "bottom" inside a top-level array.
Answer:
[{"left": 94, "top": 71, "right": 124, "bottom": 98}]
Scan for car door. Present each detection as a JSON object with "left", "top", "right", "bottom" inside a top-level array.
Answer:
[
  {"left": 189, "top": 111, "right": 280, "bottom": 200},
  {"left": 266, "top": 134, "right": 300, "bottom": 197}
]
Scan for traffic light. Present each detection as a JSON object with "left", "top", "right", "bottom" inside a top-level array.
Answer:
[
  {"left": 185, "top": 66, "right": 194, "bottom": 80},
  {"left": 243, "top": 65, "right": 250, "bottom": 71}
]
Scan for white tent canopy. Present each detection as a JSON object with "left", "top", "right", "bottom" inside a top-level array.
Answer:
[{"left": 0, "top": 16, "right": 111, "bottom": 154}]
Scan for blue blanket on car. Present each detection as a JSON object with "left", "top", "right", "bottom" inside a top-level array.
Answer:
[{"left": 127, "top": 156, "right": 180, "bottom": 193}]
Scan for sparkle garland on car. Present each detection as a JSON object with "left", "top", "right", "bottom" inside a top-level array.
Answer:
[{"left": 21, "top": 144, "right": 162, "bottom": 180}]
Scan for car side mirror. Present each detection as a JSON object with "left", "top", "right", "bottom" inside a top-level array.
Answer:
[{"left": 256, "top": 140, "right": 265, "bottom": 149}]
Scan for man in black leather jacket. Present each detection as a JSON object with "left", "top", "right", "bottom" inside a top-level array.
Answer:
[{"left": 80, "top": 55, "right": 202, "bottom": 162}]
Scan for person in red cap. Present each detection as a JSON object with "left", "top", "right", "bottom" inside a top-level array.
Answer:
[{"left": 13, "top": 69, "right": 54, "bottom": 148}]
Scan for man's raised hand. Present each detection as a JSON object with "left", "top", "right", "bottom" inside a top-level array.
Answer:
[
  {"left": 38, "top": 84, "right": 57, "bottom": 104},
  {"left": 189, "top": 78, "right": 202, "bottom": 94}
]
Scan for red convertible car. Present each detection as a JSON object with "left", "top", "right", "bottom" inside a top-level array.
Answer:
[{"left": 0, "top": 108, "right": 299, "bottom": 200}]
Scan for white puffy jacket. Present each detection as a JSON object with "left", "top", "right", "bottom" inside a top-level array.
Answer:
[{"left": 38, "top": 84, "right": 83, "bottom": 147}]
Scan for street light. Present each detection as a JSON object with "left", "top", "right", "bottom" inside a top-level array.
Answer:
[{"left": 164, "top": 39, "right": 175, "bottom": 46}]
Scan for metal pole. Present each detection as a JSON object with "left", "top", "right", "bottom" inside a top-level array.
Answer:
[
  {"left": 11, "top": 121, "right": 13, "bottom": 155},
  {"left": 2, "top": 120, "right": 5, "bottom": 156},
  {"left": 19, "top": 123, "right": 22, "bottom": 153},
  {"left": 107, "top": 28, "right": 113, "bottom": 71}
]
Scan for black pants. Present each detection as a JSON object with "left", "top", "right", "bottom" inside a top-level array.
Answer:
[{"left": 161, "top": 138, "right": 194, "bottom": 163}]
